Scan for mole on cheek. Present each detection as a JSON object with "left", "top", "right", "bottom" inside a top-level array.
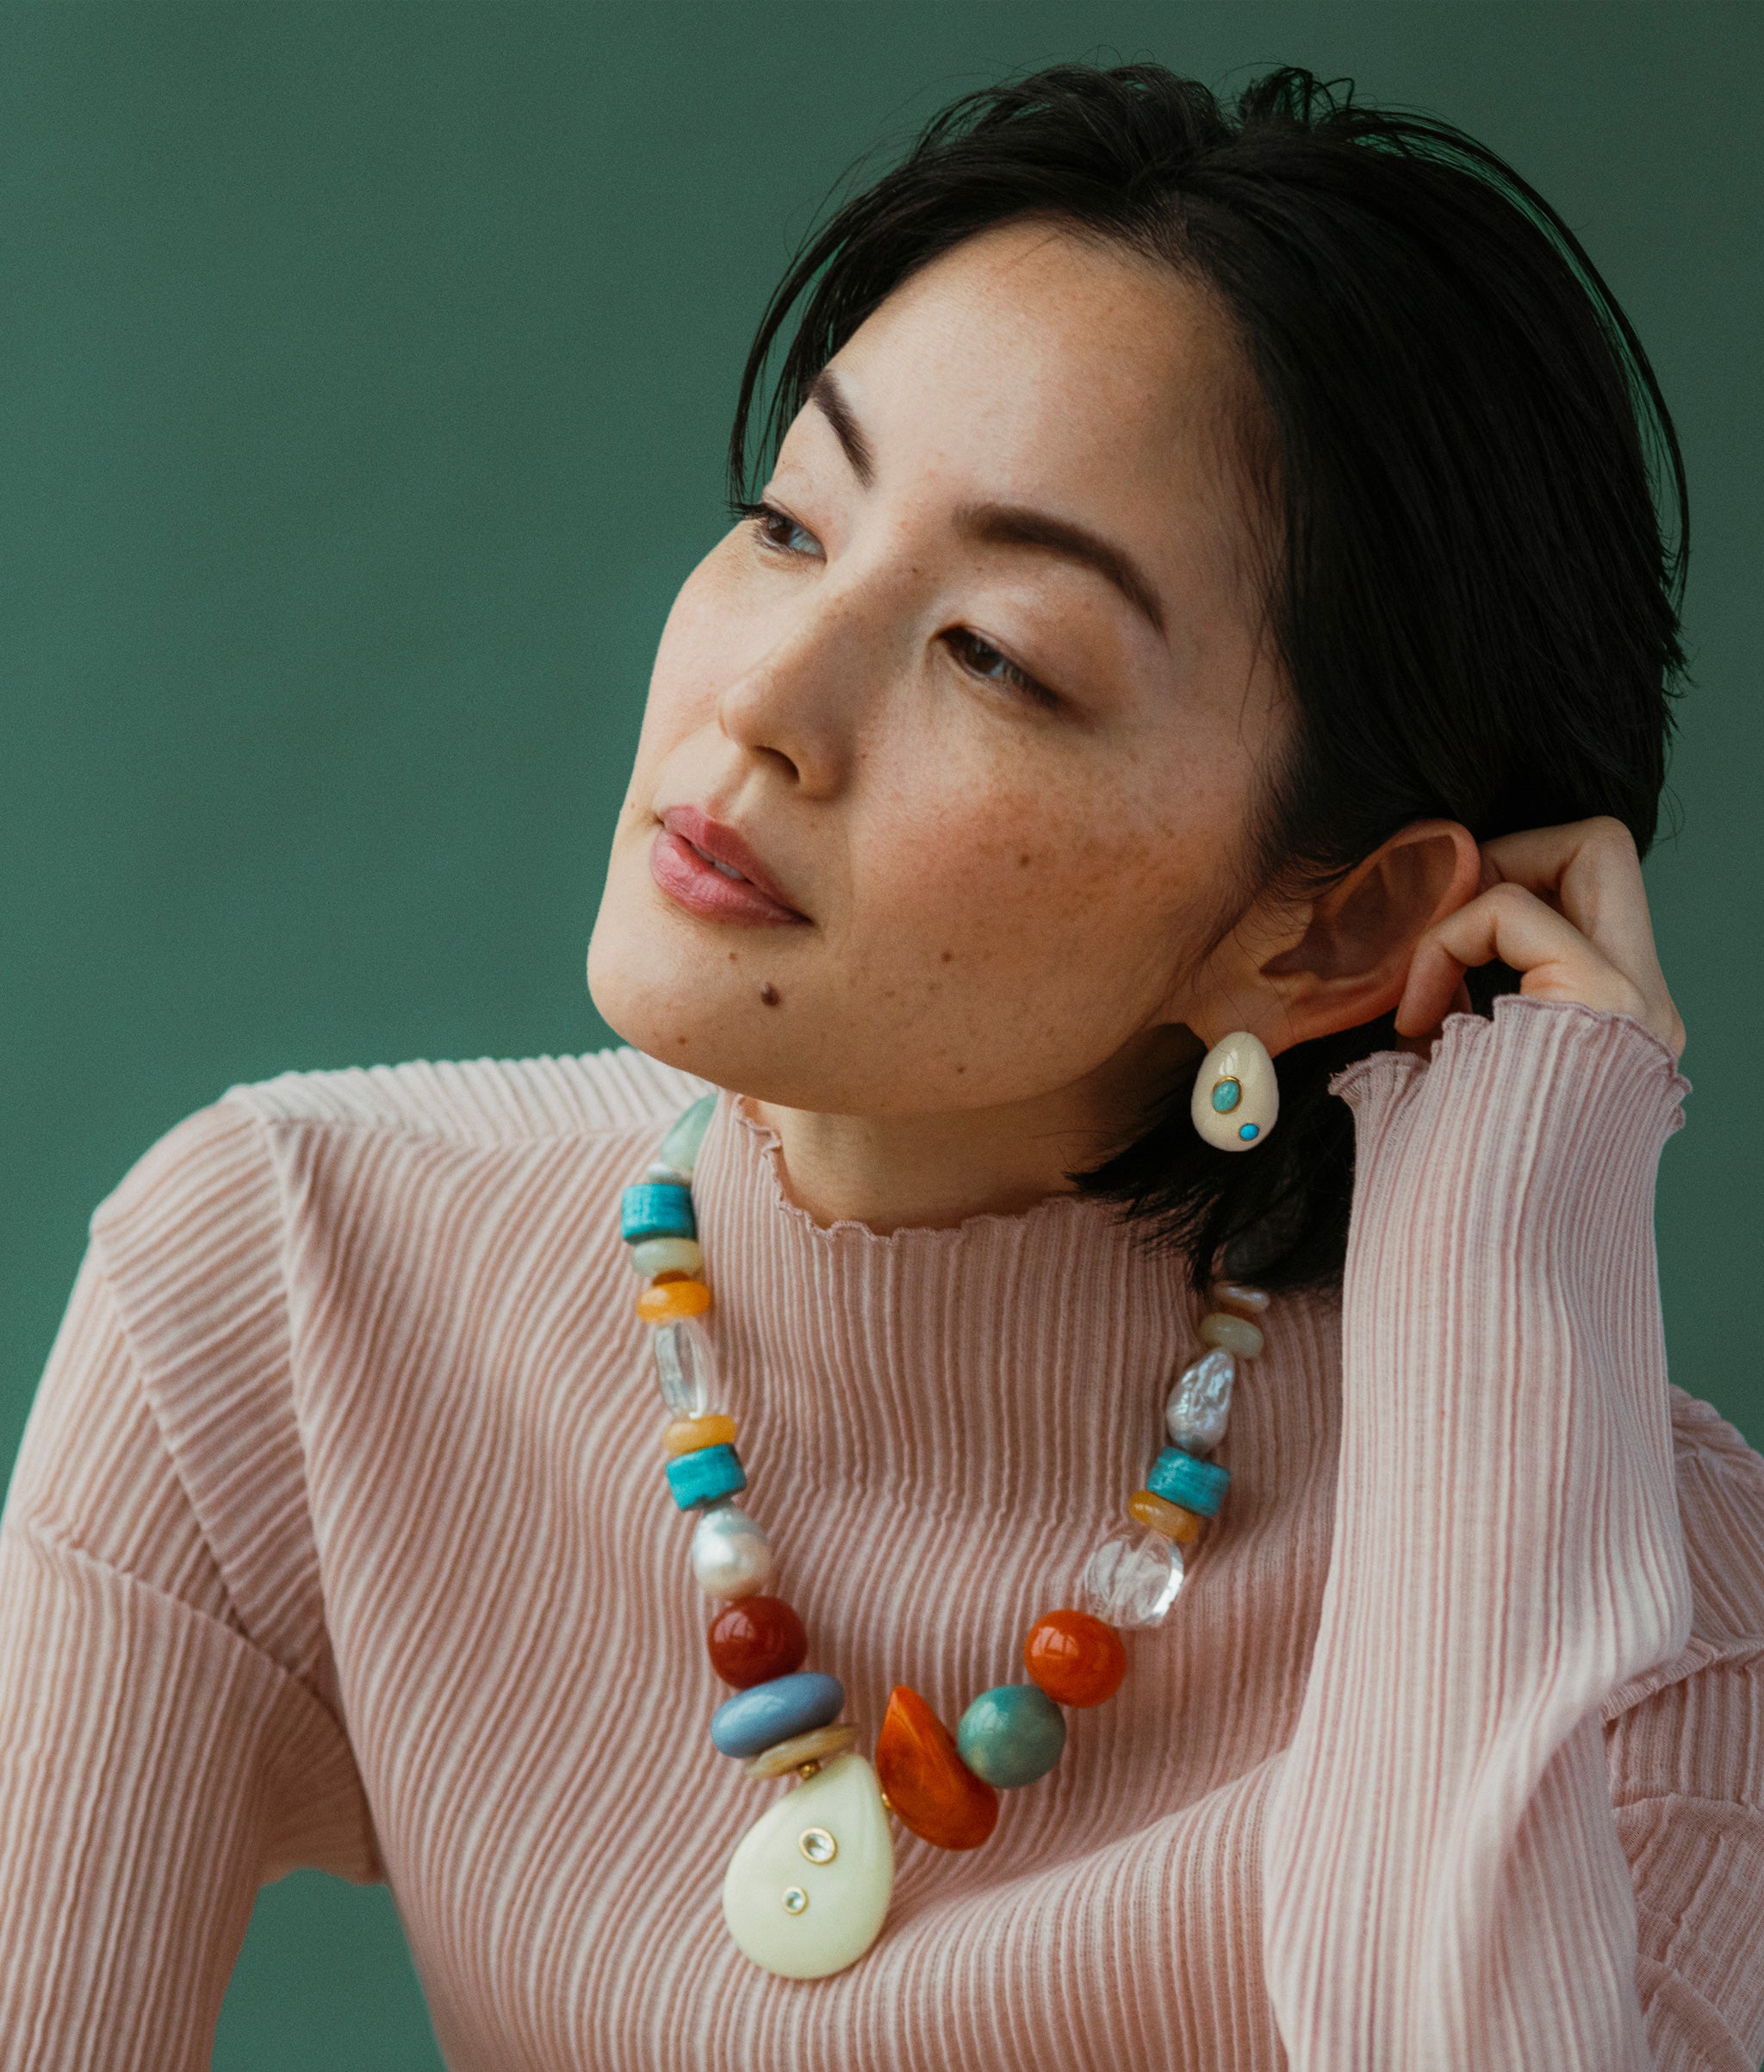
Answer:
[{"left": 759, "top": 983, "right": 780, "bottom": 1007}]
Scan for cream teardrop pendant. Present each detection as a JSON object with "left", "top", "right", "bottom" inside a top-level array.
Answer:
[
  {"left": 1190, "top": 1031, "right": 1277, "bottom": 1151},
  {"left": 721, "top": 1752, "right": 895, "bottom": 1978}
]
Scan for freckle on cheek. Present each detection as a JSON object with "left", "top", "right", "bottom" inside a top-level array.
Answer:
[
  {"left": 759, "top": 983, "right": 780, "bottom": 1006},
  {"left": 941, "top": 950, "right": 953, "bottom": 963}
]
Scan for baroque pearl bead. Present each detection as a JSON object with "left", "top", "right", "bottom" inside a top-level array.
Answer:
[
  {"left": 1165, "top": 1347, "right": 1235, "bottom": 1453},
  {"left": 690, "top": 1501, "right": 772, "bottom": 1598},
  {"left": 1023, "top": 1609, "right": 1127, "bottom": 1708}
]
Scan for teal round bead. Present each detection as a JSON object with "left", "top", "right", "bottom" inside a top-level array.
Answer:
[
  {"left": 664, "top": 1442, "right": 746, "bottom": 1511},
  {"left": 956, "top": 1683, "right": 1067, "bottom": 1789},
  {"left": 1146, "top": 1444, "right": 1231, "bottom": 1517}
]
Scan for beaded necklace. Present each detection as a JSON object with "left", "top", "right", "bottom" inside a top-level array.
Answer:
[{"left": 623, "top": 1092, "right": 1268, "bottom": 1979}]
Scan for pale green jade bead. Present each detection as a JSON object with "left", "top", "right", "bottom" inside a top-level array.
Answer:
[
  {"left": 628, "top": 1236, "right": 705, "bottom": 1279},
  {"left": 655, "top": 1092, "right": 717, "bottom": 1183},
  {"left": 1199, "top": 1310, "right": 1264, "bottom": 1359}
]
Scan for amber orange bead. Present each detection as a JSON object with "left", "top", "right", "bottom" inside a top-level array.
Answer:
[
  {"left": 1127, "top": 1487, "right": 1203, "bottom": 1543},
  {"left": 662, "top": 1412, "right": 736, "bottom": 1458},
  {"left": 706, "top": 1596, "right": 808, "bottom": 1690},
  {"left": 1023, "top": 1608, "right": 1127, "bottom": 1708},
  {"left": 873, "top": 1685, "right": 999, "bottom": 1851},
  {"left": 637, "top": 1278, "right": 712, "bottom": 1323}
]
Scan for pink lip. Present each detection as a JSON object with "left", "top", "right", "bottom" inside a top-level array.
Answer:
[{"left": 649, "top": 806, "right": 811, "bottom": 928}]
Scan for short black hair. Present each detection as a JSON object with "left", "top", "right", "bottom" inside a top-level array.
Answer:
[{"left": 729, "top": 62, "right": 1687, "bottom": 1292}]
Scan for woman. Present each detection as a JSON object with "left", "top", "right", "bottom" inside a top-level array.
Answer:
[{"left": 3, "top": 59, "right": 1760, "bottom": 2071}]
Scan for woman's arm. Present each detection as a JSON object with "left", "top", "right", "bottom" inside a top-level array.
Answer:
[
  {"left": 1259, "top": 818, "right": 1752, "bottom": 2069},
  {"left": 0, "top": 1146, "right": 377, "bottom": 2069}
]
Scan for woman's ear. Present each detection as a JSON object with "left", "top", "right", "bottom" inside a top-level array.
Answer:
[{"left": 1184, "top": 819, "right": 1481, "bottom": 1055}]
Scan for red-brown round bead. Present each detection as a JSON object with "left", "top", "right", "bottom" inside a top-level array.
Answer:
[{"left": 706, "top": 1596, "right": 809, "bottom": 1689}]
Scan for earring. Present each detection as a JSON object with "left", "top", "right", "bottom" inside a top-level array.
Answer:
[{"left": 1190, "top": 1031, "right": 1277, "bottom": 1152}]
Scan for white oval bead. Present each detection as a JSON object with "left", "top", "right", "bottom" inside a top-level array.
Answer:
[
  {"left": 1078, "top": 1527, "right": 1185, "bottom": 1629},
  {"left": 691, "top": 1502, "right": 772, "bottom": 1598},
  {"left": 650, "top": 1316, "right": 717, "bottom": 1416},
  {"left": 1190, "top": 1030, "right": 1279, "bottom": 1151},
  {"left": 1165, "top": 1347, "right": 1235, "bottom": 1453},
  {"left": 722, "top": 1752, "right": 894, "bottom": 1978},
  {"left": 629, "top": 1236, "right": 705, "bottom": 1279},
  {"left": 1200, "top": 1311, "right": 1264, "bottom": 1359}
]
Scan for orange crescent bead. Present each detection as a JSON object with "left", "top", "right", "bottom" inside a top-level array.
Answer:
[
  {"left": 1023, "top": 1608, "right": 1127, "bottom": 1708},
  {"left": 873, "top": 1685, "right": 999, "bottom": 1851}
]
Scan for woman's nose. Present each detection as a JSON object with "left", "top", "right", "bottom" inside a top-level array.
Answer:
[{"left": 715, "top": 582, "right": 885, "bottom": 798}]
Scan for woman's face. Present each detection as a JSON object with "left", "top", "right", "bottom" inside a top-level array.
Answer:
[{"left": 589, "top": 221, "right": 1287, "bottom": 1123}]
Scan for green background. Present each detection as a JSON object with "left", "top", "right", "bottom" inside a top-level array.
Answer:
[{"left": 3, "top": 3, "right": 1759, "bottom": 2063}]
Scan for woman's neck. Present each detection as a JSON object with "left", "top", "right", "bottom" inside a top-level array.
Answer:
[{"left": 748, "top": 1024, "right": 1196, "bottom": 1235}]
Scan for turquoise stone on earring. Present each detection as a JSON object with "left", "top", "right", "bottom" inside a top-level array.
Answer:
[
  {"left": 1211, "top": 1076, "right": 1241, "bottom": 1113},
  {"left": 955, "top": 1684, "right": 1067, "bottom": 1788},
  {"left": 1239, "top": 1122, "right": 1259, "bottom": 1141}
]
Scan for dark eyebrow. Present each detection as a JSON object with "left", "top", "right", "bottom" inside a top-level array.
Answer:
[
  {"left": 953, "top": 501, "right": 1166, "bottom": 637},
  {"left": 808, "top": 368, "right": 874, "bottom": 488}
]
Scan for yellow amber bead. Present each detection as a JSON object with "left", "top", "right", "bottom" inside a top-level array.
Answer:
[
  {"left": 663, "top": 1412, "right": 736, "bottom": 1458},
  {"left": 1128, "top": 1488, "right": 1204, "bottom": 1543},
  {"left": 637, "top": 1278, "right": 713, "bottom": 1323}
]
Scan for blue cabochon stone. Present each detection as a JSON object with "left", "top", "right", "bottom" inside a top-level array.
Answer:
[
  {"left": 1146, "top": 1445, "right": 1231, "bottom": 1518},
  {"left": 621, "top": 1182, "right": 698, "bottom": 1245},
  {"left": 956, "top": 1683, "right": 1067, "bottom": 1789},
  {"left": 711, "top": 1671, "right": 846, "bottom": 1759},
  {"left": 664, "top": 1443, "right": 746, "bottom": 1511}
]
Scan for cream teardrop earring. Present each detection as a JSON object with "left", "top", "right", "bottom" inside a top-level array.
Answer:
[{"left": 1191, "top": 1031, "right": 1278, "bottom": 1151}]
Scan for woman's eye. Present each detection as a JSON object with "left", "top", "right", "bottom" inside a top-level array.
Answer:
[
  {"left": 942, "top": 628, "right": 1059, "bottom": 710},
  {"left": 736, "top": 500, "right": 823, "bottom": 559}
]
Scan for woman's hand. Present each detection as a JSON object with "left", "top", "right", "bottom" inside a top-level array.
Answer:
[{"left": 1394, "top": 816, "right": 1686, "bottom": 1060}]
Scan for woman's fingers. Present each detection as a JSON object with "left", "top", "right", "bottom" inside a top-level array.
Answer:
[
  {"left": 1394, "top": 880, "right": 1646, "bottom": 1037},
  {"left": 1477, "top": 817, "right": 1660, "bottom": 986},
  {"left": 1394, "top": 815, "right": 1685, "bottom": 1056}
]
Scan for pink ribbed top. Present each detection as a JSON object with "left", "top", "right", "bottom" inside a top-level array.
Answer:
[{"left": 3, "top": 995, "right": 1763, "bottom": 2070}]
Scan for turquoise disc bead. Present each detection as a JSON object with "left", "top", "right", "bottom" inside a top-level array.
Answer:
[
  {"left": 955, "top": 1683, "right": 1067, "bottom": 1789},
  {"left": 622, "top": 1182, "right": 698, "bottom": 1245},
  {"left": 711, "top": 1671, "right": 845, "bottom": 1758},
  {"left": 665, "top": 1441, "right": 746, "bottom": 1510},
  {"left": 1146, "top": 1445, "right": 1230, "bottom": 1517}
]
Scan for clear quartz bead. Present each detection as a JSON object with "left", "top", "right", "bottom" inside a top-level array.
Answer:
[
  {"left": 1078, "top": 1528, "right": 1185, "bottom": 1630},
  {"left": 650, "top": 1316, "right": 717, "bottom": 1416},
  {"left": 1165, "top": 1348, "right": 1236, "bottom": 1453}
]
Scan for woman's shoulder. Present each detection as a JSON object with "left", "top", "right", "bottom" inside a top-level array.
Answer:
[
  {"left": 1666, "top": 1384, "right": 1764, "bottom": 1643},
  {"left": 225, "top": 1042, "right": 710, "bottom": 1148}
]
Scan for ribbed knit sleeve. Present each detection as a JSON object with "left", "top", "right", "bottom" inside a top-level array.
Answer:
[
  {"left": 1261, "top": 994, "right": 1711, "bottom": 2069},
  {"left": 0, "top": 1104, "right": 379, "bottom": 2072}
]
